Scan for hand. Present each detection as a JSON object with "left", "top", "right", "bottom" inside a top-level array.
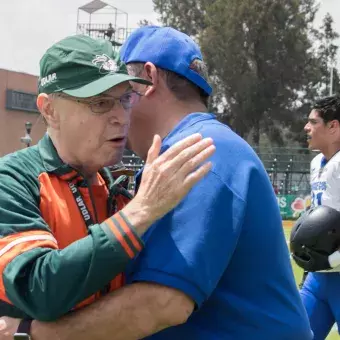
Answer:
[
  {"left": 123, "top": 133, "right": 215, "bottom": 234},
  {"left": 0, "top": 316, "right": 20, "bottom": 339}
]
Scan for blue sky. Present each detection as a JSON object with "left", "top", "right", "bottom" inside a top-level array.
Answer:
[{"left": 0, "top": 0, "right": 337, "bottom": 76}]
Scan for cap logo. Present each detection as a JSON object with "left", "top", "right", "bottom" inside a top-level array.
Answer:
[
  {"left": 92, "top": 54, "right": 118, "bottom": 74},
  {"left": 41, "top": 73, "right": 57, "bottom": 87}
]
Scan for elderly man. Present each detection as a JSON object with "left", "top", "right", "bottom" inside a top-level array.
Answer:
[
  {"left": 0, "top": 34, "right": 215, "bottom": 339},
  {"left": 2, "top": 27, "right": 312, "bottom": 340}
]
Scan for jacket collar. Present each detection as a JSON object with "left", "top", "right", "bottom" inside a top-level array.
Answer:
[{"left": 38, "top": 133, "right": 79, "bottom": 181}]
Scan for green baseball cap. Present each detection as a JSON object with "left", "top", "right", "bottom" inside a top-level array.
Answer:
[{"left": 38, "top": 34, "right": 151, "bottom": 98}]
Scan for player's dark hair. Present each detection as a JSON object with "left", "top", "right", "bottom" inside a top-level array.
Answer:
[{"left": 312, "top": 95, "right": 340, "bottom": 123}]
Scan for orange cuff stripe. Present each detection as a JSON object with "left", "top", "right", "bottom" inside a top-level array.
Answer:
[
  {"left": 105, "top": 218, "right": 135, "bottom": 258},
  {"left": 115, "top": 213, "right": 142, "bottom": 252},
  {"left": 73, "top": 294, "right": 96, "bottom": 311}
]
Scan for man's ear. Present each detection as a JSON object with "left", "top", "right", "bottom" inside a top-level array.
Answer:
[
  {"left": 37, "top": 94, "right": 60, "bottom": 129},
  {"left": 327, "top": 119, "right": 340, "bottom": 133},
  {"left": 143, "top": 62, "right": 159, "bottom": 97}
]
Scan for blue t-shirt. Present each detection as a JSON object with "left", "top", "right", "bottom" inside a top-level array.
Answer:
[{"left": 126, "top": 113, "right": 312, "bottom": 340}]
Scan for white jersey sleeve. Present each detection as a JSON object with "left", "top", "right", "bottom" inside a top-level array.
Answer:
[
  {"left": 310, "top": 152, "right": 340, "bottom": 272},
  {"left": 310, "top": 152, "right": 340, "bottom": 211}
]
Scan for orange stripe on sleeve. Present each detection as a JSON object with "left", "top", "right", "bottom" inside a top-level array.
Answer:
[
  {"left": 105, "top": 218, "right": 135, "bottom": 258},
  {"left": 73, "top": 294, "right": 96, "bottom": 311},
  {"left": 115, "top": 213, "right": 142, "bottom": 252},
  {"left": 0, "top": 230, "right": 58, "bottom": 304}
]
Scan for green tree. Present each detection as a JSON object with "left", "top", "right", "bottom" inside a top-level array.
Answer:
[
  {"left": 152, "top": 0, "right": 339, "bottom": 147},
  {"left": 317, "top": 13, "right": 340, "bottom": 97},
  {"left": 138, "top": 19, "right": 154, "bottom": 27},
  {"left": 153, "top": 0, "right": 211, "bottom": 36},
  {"left": 288, "top": 12, "right": 340, "bottom": 147},
  {"left": 201, "top": 0, "right": 319, "bottom": 145}
]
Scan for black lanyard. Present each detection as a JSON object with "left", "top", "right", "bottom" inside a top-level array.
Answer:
[
  {"left": 68, "top": 181, "right": 95, "bottom": 229},
  {"left": 68, "top": 180, "right": 112, "bottom": 296},
  {"left": 68, "top": 175, "right": 130, "bottom": 228}
]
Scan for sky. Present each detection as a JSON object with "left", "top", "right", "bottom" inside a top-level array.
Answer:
[{"left": 0, "top": 0, "right": 338, "bottom": 76}]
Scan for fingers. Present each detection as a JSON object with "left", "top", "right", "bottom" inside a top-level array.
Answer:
[
  {"left": 183, "top": 162, "right": 212, "bottom": 190},
  {"left": 166, "top": 137, "right": 214, "bottom": 172},
  {"left": 130, "top": 133, "right": 215, "bottom": 227},
  {"left": 179, "top": 144, "right": 216, "bottom": 175},
  {"left": 157, "top": 133, "right": 203, "bottom": 163},
  {"left": 0, "top": 318, "right": 6, "bottom": 331},
  {"left": 145, "top": 135, "right": 162, "bottom": 165}
]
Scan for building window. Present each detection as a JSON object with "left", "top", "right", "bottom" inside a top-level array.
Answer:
[{"left": 6, "top": 89, "right": 39, "bottom": 113}]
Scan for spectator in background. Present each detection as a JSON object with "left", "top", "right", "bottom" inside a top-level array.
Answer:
[{"left": 105, "top": 23, "right": 115, "bottom": 40}]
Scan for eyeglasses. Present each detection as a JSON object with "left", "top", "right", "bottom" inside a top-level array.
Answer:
[{"left": 55, "top": 90, "right": 143, "bottom": 114}]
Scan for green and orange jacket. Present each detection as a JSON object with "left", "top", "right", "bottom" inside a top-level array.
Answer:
[{"left": 0, "top": 134, "right": 143, "bottom": 321}]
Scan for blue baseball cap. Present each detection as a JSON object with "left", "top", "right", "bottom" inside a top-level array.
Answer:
[{"left": 120, "top": 26, "right": 212, "bottom": 96}]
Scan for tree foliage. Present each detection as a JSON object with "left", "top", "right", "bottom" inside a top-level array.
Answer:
[
  {"left": 152, "top": 0, "right": 340, "bottom": 147},
  {"left": 138, "top": 19, "right": 154, "bottom": 27},
  {"left": 153, "top": 0, "right": 212, "bottom": 36}
]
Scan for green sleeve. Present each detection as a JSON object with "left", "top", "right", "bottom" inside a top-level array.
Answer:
[{"left": 0, "top": 166, "right": 143, "bottom": 321}]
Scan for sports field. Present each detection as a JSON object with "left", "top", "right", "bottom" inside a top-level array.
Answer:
[{"left": 283, "top": 221, "right": 339, "bottom": 340}]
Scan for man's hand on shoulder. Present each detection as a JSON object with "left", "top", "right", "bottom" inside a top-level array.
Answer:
[{"left": 122, "top": 133, "right": 215, "bottom": 236}]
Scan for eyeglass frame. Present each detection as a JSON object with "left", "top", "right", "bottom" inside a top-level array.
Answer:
[{"left": 52, "top": 90, "right": 143, "bottom": 114}]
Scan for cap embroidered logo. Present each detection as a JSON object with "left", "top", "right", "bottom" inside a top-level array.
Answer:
[{"left": 92, "top": 54, "right": 119, "bottom": 74}]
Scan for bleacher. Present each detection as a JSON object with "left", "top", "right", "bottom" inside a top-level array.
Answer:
[
  {"left": 122, "top": 147, "right": 315, "bottom": 195},
  {"left": 253, "top": 146, "right": 315, "bottom": 195}
]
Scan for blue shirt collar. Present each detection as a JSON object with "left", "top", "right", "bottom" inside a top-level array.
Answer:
[{"left": 162, "top": 112, "right": 216, "bottom": 148}]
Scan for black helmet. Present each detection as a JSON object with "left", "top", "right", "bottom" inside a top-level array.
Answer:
[{"left": 290, "top": 205, "right": 340, "bottom": 272}]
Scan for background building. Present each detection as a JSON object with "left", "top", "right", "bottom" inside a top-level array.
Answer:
[{"left": 0, "top": 69, "right": 45, "bottom": 156}]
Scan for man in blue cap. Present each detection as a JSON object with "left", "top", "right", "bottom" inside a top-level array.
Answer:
[
  {"left": 1, "top": 27, "right": 312, "bottom": 340},
  {"left": 117, "top": 25, "right": 313, "bottom": 340}
]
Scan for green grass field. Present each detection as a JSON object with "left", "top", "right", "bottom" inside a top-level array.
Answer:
[{"left": 283, "top": 222, "right": 340, "bottom": 340}]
